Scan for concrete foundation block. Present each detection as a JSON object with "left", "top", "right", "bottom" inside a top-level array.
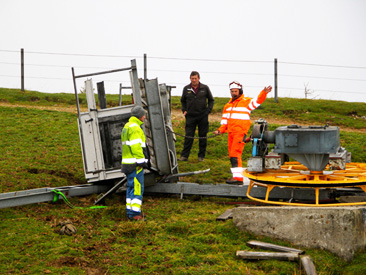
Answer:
[{"left": 232, "top": 206, "right": 366, "bottom": 261}]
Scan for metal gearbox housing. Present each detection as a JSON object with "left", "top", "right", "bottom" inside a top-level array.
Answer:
[{"left": 247, "top": 119, "right": 349, "bottom": 172}]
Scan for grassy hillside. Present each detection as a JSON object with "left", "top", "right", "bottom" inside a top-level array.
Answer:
[
  {"left": 172, "top": 94, "right": 366, "bottom": 130},
  {"left": 2, "top": 87, "right": 365, "bottom": 129},
  {"left": 1, "top": 88, "right": 366, "bottom": 274}
]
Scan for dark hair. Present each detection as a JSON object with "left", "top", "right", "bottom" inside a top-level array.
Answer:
[{"left": 190, "top": 71, "right": 200, "bottom": 78}]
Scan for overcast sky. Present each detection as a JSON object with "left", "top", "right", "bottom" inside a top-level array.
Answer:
[{"left": 1, "top": 0, "right": 365, "bottom": 102}]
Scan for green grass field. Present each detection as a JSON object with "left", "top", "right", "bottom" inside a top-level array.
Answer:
[{"left": 0, "top": 88, "right": 366, "bottom": 274}]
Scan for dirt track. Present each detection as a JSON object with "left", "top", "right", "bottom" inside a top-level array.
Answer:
[
  {"left": 171, "top": 109, "right": 366, "bottom": 133},
  {"left": 0, "top": 102, "right": 87, "bottom": 113}
]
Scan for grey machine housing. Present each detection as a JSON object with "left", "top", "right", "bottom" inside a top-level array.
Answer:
[{"left": 247, "top": 119, "right": 351, "bottom": 172}]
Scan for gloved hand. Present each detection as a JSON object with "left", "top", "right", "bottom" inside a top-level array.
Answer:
[{"left": 139, "top": 162, "right": 149, "bottom": 169}]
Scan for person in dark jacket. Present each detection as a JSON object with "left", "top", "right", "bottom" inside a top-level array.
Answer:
[{"left": 179, "top": 71, "right": 214, "bottom": 162}]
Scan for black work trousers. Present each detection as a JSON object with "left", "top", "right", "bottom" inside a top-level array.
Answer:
[{"left": 180, "top": 114, "right": 209, "bottom": 159}]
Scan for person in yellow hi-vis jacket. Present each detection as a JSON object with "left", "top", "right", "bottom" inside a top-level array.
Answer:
[{"left": 121, "top": 105, "right": 149, "bottom": 221}]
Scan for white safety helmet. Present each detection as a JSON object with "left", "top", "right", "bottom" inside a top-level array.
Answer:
[
  {"left": 229, "top": 81, "right": 242, "bottom": 90},
  {"left": 229, "top": 81, "right": 243, "bottom": 95}
]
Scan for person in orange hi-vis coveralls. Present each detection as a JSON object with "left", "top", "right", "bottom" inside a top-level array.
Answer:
[{"left": 213, "top": 81, "right": 272, "bottom": 184}]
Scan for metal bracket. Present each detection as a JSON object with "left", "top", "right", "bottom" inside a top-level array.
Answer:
[
  {"left": 94, "top": 177, "right": 127, "bottom": 205},
  {"left": 163, "top": 169, "right": 210, "bottom": 181}
]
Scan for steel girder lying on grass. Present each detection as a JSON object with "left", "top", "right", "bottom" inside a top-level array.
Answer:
[
  {"left": 145, "top": 182, "right": 334, "bottom": 201},
  {"left": 0, "top": 184, "right": 112, "bottom": 209},
  {"left": 0, "top": 181, "right": 336, "bottom": 209}
]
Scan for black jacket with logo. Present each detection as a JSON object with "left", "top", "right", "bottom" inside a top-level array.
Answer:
[{"left": 181, "top": 83, "right": 214, "bottom": 117}]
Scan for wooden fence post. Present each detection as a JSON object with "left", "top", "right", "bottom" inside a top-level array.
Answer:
[
  {"left": 119, "top": 83, "right": 123, "bottom": 106},
  {"left": 274, "top": 58, "right": 278, "bottom": 103},
  {"left": 144, "top": 53, "right": 147, "bottom": 81},
  {"left": 21, "top": 48, "right": 24, "bottom": 92}
]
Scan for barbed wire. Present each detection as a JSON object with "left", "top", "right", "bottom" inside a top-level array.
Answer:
[
  {"left": 0, "top": 49, "right": 141, "bottom": 59},
  {"left": 2, "top": 49, "right": 365, "bottom": 69},
  {"left": 166, "top": 127, "right": 219, "bottom": 140},
  {"left": 280, "top": 61, "right": 366, "bottom": 70},
  {"left": 1, "top": 61, "right": 366, "bottom": 84},
  {"left": 1, "top": 73, "right": 365, "bottom": 95},
  {"left": 1, "top": 49, "right": 365, "bottom": 97}
]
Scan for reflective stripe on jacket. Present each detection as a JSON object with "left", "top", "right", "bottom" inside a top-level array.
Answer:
[
  {"left": 218, "top": 90, "right": 268, "bottom": 134},
  {"left": 121, "top": 116, "right": 148, "bottom": 172}
]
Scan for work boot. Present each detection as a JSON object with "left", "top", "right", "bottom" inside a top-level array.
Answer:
[
  {"left": 178, "top": 156, "right": 188, "bottom": 161},
  {"left": 130, "top": 215, "right": 146, "bottom": 221},
  {"left": 198, "top": 157, "right": 205, "bottom": 162},
  {"left": 225, "top": 177, "right": 243, "bottom": 185}
]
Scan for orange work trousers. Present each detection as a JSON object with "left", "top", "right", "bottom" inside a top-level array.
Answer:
[{"left": 228, "top": 132, "right": 246, "bottom": 167}]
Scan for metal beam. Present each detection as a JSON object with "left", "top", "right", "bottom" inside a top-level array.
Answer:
[
  {"left": 0, "top": 184, "right": 111, "bottom": 209},
  {"left": 0, "top": 181, "right": 352, "bottom": 209},
  {"left": 145, "top": 182, "right": 332, "bottom": 200},
  {"left": 74, "top": 67, "right": 132, "bottom": 79}
]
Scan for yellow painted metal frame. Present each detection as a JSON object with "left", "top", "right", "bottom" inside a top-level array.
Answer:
[{"left": 244, "top": 162, "right": 366, "bottom": 207}]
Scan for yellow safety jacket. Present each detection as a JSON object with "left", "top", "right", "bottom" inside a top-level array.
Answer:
[{"left": 121, "top": 116, "right": 148, "bottom": 174}]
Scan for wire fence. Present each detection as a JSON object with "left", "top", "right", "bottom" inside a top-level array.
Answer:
[{"left": 0, "top": 49, "right": 365, "bottom": 102}]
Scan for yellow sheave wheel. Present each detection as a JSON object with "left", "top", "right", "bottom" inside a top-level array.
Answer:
[{"left": 243, "top": 162, "right": 366, "bottom": 207}]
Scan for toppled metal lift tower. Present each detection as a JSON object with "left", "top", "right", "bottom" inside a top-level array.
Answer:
[{"left": 72, "top": 59, "right": 179, "bottom": 186}]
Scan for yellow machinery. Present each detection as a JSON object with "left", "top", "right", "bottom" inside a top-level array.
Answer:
[{"left": 244, "top": 119, "right": 366, "bottom": 206}]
